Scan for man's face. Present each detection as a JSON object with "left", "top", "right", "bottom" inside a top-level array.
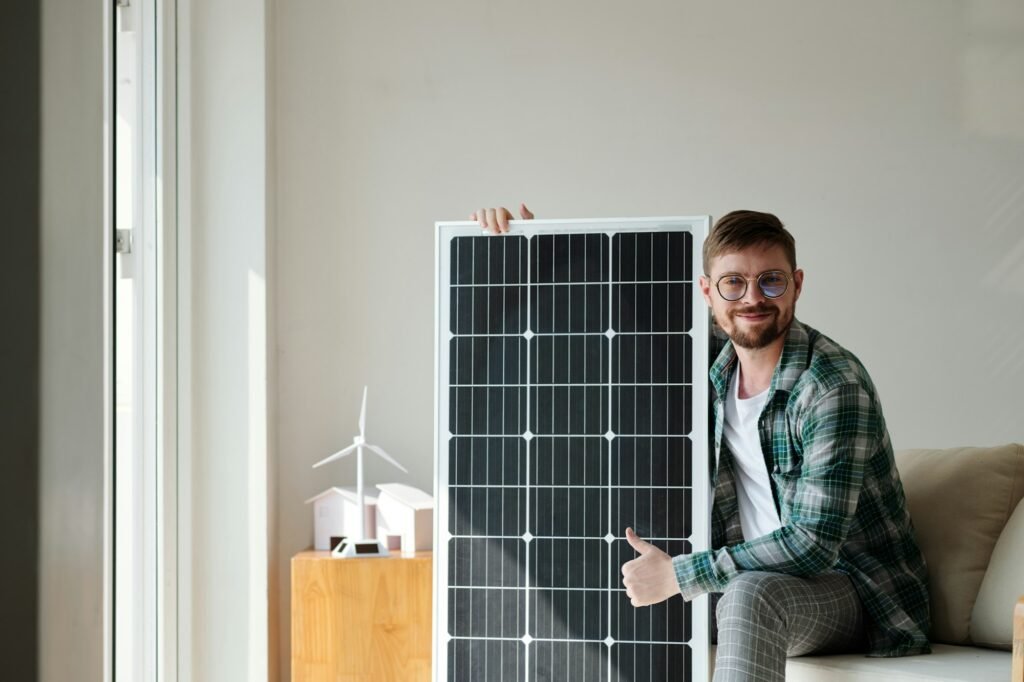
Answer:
[{"left": 698, "top": 244, "right": 804, "bottom": 350}]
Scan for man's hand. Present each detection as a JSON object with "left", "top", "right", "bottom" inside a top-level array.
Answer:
[
  {"left": 470, "top": 203, "right": 534, "bottom": 234},
  {"left": 621, "top": 527, "right": 682, "bottom": 607}
]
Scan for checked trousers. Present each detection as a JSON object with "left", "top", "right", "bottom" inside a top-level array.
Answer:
[{"left": 711, "top": 571, "right": 867, "bottom": 682}]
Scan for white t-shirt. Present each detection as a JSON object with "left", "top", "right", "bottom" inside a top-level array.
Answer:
[{"left": 722, "top": 368, "right": 782, "bottom": 541}]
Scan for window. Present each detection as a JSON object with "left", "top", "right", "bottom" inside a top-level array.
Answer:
[{"left": 113, "top": 0, "right": 175, "bottom": 678}]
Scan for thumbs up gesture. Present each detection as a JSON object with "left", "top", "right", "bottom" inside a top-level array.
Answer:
[{"left": 621, "top": 527, "right": 682, "bottom": 607}]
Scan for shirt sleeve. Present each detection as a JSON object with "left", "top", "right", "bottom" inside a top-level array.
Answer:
[{"left": 673, "top": 382, "right": 876, "bottom": 600}]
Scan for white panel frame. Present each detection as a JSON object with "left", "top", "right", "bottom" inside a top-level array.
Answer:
[{"left": 433, "top": 217, "right": 711, "bottom": 682}]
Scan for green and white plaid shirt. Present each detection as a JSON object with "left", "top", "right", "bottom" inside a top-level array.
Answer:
[{"left": 673, "top": 319, "right": 931, "bottom": 657}]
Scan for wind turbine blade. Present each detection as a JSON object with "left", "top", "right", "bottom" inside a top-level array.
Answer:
[
  {"left": 366, "top": 444, "right": 409, "bottom": 474},
  {"left": 312, "top": 442, "right": 359, "bottom": 468},
  {"left": 358, "top": 386, "right": 368, "bottom": 436}
]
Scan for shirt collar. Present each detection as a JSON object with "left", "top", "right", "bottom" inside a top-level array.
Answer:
[{"left": 709, "top": 318, "right": 811, "bottom": 401}]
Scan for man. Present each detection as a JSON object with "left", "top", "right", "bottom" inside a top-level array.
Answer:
[{"left": 473, "top": 206, "right": 930, "bottom": 681}]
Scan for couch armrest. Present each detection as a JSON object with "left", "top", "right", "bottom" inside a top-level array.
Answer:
[{"left": 1014, "top": 596, "right": 1024, "bottom": 682}]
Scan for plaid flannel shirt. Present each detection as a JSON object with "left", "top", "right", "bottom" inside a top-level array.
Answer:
[{"left": 673, "top": 319, "right": 931, "bottom": 657}]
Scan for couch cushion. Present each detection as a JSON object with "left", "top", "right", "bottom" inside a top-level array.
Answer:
[
  {"left": 970, "top": 496, "right": 1024, "bottom": 650},
  {"left": 896, "top": 444, "right": 1024, "bottom": 645},
  {"left": 785, "top": 643, "right": 1011, "bottom": 681}
]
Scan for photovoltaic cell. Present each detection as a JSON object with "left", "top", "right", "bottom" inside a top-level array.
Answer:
[{"left": 438, "top": 223, "right": 707, "bottom": 682}]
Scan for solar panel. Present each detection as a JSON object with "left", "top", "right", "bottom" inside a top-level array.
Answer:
[{"left": 434, "top": 218, "right": 710, "bottom": 682}]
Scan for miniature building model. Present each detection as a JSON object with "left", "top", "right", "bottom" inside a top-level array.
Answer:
[
  {"left": 375, "top": 483, "right": 434, "bottom": 554},
  {"left": 305, "top": 487, "right": 378, "bottom": 551}
]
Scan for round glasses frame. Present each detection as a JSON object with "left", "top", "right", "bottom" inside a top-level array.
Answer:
[{"left": 714, "top": 270, "right": 792, "bottom": 301}]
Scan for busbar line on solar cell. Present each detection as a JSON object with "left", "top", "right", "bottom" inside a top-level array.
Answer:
[
  {"left": 451, "top": 236, "right": 460, "bottom": 682},
  {"left": 451, "top": 433, "right": 691, "bottom": 437},
  {"left": 447, "top": 331, "right": 694, "bottom": 337},
  {"left": 646, "top": 234, "right": 656, "bottom": 667},
  {"left": 451, "top": 485, "right": 689, "bottom": 489},
  {"left": 449, "top": 635, "right": 676, "bottom": 643},
  {"left": 523, "top": 234, "right": 532, "bottom": 678},
  {"left": 629, "top": 236, "right": 638, "bottom": 675},
  {"left": 453, "top": 383, "right": 690, "bottom": 388},
  {"left": 488, "top": 242, "right": 495, "bottom": 676},
  {"left": 605, "top": 232, "right": 616, "bottom": 682},
  {"left": 450, "top": 280, "right": 694, "bottom": 287}
]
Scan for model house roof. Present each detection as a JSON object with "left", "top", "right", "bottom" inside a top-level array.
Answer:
[
  {"left": 376, "top": 483, "right": 433, "bottom": 510},
  {"left": 304, "top": 486, "right": 378, "bottom": 505}
]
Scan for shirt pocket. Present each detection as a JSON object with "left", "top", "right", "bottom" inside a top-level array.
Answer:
[{"left": 770, "top": 457, "right": 802, "bottom": 516}]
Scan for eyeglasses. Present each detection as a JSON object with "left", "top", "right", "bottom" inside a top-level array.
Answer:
[{"left": 714, "top": 270, "right": 791, "bottom": 301}]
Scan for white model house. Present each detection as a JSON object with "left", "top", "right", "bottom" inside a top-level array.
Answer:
[
  {"left": 305, "top": 487, "right": 378, "bottom": 551},
  {"left": 375, "top": 483, "right": 434, "bottom": 554}
]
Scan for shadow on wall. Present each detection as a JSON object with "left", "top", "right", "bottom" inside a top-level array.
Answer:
[
  {"left": 979, "top": 179, "right": 1024, "bottom": 381},
  {"left": 959, "top": 2, "right": 1024, "bottom": 383}
]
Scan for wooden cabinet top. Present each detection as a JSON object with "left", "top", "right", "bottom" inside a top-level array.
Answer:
[{"left": 292, "top": 549, "right": 432, "bottom": 564}]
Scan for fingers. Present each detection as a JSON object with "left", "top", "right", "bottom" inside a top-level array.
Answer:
[
  {"left": 621, "top": 532, "right": 677, "bottom": 608},
  {"left": 625, "top": 527, "right": 652, "bottom": 555},
  {"left": 622, "top": 568, "right": 647, "bottom": 607},
  {"left": 620, "top": 554, "right": 642, "bottom": 605},
  {"left": 483, "top": 207, "right": 496, "bottom": 234},
  {"left": 496, "top": 207, "right": 511, "bottom": 234},
  {"left": 471, "top": 204, "right": 533, "bottom": 233},
  {"left": 482, "top": 207, "right": 513, "bottom": 234}
]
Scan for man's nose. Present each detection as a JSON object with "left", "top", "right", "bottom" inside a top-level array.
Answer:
[{"left": 740, "top": 280, "right": 767, "bottom": 304}]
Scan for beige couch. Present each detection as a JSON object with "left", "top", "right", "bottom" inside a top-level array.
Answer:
[{"left": 784, "top": 444, "right": 1024, "bottom": 681}]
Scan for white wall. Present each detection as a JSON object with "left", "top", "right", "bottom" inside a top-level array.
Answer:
[
  {"left": 272, "top": 1, "right": 1024, "bottom": 678},
  {"left": 39, "top": 0, "right": 108, "bottom": 680},
  {"left": 183, "top": 0, "right": 272, "bottom": 679}
]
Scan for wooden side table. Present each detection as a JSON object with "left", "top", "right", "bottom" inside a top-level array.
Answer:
[{"left": 291, "top": 550, "right": 433, "bottom": 682}]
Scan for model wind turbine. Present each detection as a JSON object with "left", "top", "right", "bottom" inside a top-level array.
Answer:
[{"left": 313, "top": 386, "right": 408, "bottom": 557}]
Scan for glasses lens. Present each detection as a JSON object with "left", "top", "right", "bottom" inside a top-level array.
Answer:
[
  {"left": 758, "top": 271, "right": 788, "bottom": 298},
  {"left": 717, "top": 275, "right": 746, "bottom": 301}
]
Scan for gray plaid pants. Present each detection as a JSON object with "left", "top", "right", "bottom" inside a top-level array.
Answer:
[{"left": 711, "top": 571, "right": 866, "bottom": 682}]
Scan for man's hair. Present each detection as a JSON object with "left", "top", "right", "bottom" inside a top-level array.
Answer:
[{"left": 702, "top": 210, "right": 796, "bottom": 274}]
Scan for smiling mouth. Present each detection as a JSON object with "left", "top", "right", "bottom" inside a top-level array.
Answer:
[{"left": 732, "top": 307, "right": 776, "bottom": 322}]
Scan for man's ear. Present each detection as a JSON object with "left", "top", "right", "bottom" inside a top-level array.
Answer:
[
  {"left": 698, "top": 275, "right": 714, "bottom": 307},
  {"left": 793, "top": 269, "right": 804, "bottom": 301}
]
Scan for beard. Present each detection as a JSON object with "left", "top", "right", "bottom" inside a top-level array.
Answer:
[{"left": 722, "top": 304, "right": 793, "bottom": 350}]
